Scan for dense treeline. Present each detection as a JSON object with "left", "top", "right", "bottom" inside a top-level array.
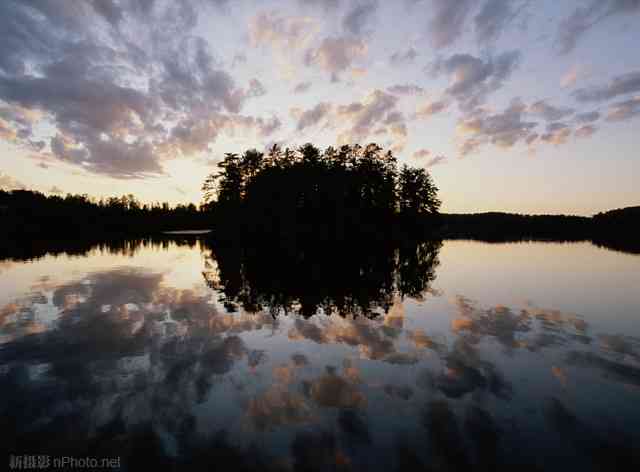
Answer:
[
  {"left": 0, "top": 189, "right": 209, "bottom": 238},
  {"left": 591, "top": 206, "right": 640, "bottom": 253},
  {"left": 439, "top": 212, "right": 592, "bottom": 241},
  {"left": 202, "top": 143, "right": 441, "bottom": 239},
  {"left": 592, "top": 206, "right": 640, "bottom": 231},
  {"left": 437, "top": 207, "right": 639, "bottom": 253}
]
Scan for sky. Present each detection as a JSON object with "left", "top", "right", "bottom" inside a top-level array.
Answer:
[{"left": 0, "top": 0, "right": 638, "bottom": 215}]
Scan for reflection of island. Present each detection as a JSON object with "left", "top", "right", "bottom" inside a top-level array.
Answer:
[{"left": 201, "top": 234, "right": 442, "bottom": 318}]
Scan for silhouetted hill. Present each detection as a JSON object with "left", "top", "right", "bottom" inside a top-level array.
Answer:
[
  {"left": 591, "top": 206, "right": 640, "bottom": 254},
  {"left": 593, "top": 206, "right": 640, "bottom": 229}
]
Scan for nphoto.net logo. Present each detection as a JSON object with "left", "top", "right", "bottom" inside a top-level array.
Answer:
[{"left": 9, "top": 455, "right": 121, "bottom": 470}]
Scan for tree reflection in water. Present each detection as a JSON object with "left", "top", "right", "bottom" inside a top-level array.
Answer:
[{"left": 201, "top": 233, "right": 442, "bottom": 318}]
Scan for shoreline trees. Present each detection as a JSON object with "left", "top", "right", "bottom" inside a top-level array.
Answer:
[{"left": 0, "top": 189, "right": 208, "bottom": 237}]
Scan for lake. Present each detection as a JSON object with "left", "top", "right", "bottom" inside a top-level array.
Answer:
[{"left": 1, "top": 237, "right": 639, "bottom": 471}]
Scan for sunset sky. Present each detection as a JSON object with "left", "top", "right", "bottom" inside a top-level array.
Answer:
[{"left": 0, "top": 0, "right": 638, "bottom": 215}]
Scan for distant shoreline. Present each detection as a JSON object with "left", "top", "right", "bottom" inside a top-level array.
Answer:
[{"left": 162, "top": 230, "right": 212, "bottom": 235}]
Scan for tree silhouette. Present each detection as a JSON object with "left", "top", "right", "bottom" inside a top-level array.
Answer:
[
  {"left": 202, "top": 143, "right": 441, "bottom": 237},
  {"left": 0, "top": 188, "right": 208, "bottom": 238},
  {"left": 398, "top": 165, "right": 441, "bottom": 215}
]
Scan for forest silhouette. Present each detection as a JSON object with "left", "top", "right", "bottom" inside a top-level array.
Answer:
[
  {"left": 1, "top": 142, "right": 638, "bottom": 254},
  {"left": 0, "top": 189, "right": 208, "bottom": 238},
  {"left": 202, "top": 143, "right": 440, "bottom": 240}
]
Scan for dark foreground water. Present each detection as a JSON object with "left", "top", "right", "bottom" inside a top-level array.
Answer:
[{"left": 1, "top": 237, "right": 639, "bottom": 471}]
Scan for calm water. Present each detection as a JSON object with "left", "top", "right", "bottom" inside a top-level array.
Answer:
[{"left": 1, "top": 237, "right": 639, "bottom": 470}]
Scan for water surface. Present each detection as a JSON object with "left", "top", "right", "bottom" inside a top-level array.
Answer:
[{"left": 1, "top": 238, "right": 639, "bottom": 470}]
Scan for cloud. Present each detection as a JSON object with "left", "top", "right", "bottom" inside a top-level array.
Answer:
[
  {"left": 456, "top": 98, "right": 537, "bottom": 155},
  {"left": 432, "top": 341, "right": 512, "bottom": 399},
  {"left": 231, "top": 52, "right": 247, "bottom": 67},
  {"left": 48, "top": 186, "right": 63, "bottom": 195},
  {"left": 335, "top": 90, "right": 400, "bottom": 142},
  {"left": 90, "top": 0, "right": 124, "bottom": 26},
  {"left": 598, "top": 333, "right": 640, "bottom": 361},
  {"left": 431, "top": 50, "right": 521, "bottom": 110},
  {"left": 524, "top": 132, "right": 539, "bottom": 145},
  {"left": 566, "top": 351, "right": 640, "bottom": 387},
  {"left": 309, "top": 367, "right": 366, "bottom": 408},
  {"left": 0, "top": 104, "right": 43, "bottom": 143},
  {"left": 247, "top": 78, "right": 267, "bottom": 98},
  {"left": 246, "top": 386, "right": 312, "bottom": 431},
  {"left": 0, "top": 264, "right": 291, "bottom": 441},
  {"left": 426, "top": 155, "right": 447, "bottom": 167},
  {"left": 0, "top": 173, "right": 26, "bottom": 191},
  {"left": 79, "top": 137, "right": 163, "bottom": 178},
  {"left": 573, "top": 70, "right": 640, "bottom": 102},
  {"left": 387, "top": 84, "right": 425, "bottom": 95},
  {"left": 389, "top": 47, "right": 418, "bottom": 65},
  {"left": 293, "top": 81, "right": 312, "bottom": 93},
  {"left": 474, "top": 0, "right": 521, "bottom": 45},
  {"left": 541, "top": 122, "right": 572, "bottom": 145},
  {"left": 232, "top": 115, "right": 282, "bottom": 136},
  {"left": 556, "top": 3, "right": 601, "bottom": 54},
  {"left": 0, "top": 269, "right": 159, "bottom": 358},
  {"left": 605, "top": 96, "right": 640, "bottom": 121},
  {"left": 165, "top": 113, "right": 282, "bottom": 156},
  {"left": 287, "top": 314, "right": 406, "bottom": 361},
  {"left": 574, "top": 124, "right": 597, "bottom": 138},
  {"left": 0, "top": 1, "right": 96, "bottom": 76},
  {"left": 0, "top": 1, "right": 271, "bottom": 178},
  {"left": 560, "top": 65, "right": 589, "bottom": 88},
  {"left": 415, "top": 100, "right": 449, "bottom": 118},
  {"left": 0, "top": 118, "right": 17, "bottom": 142},
  {"left": 528, "top": 100, "right": 575, "bottom": 121},
  {"left": 450, "top": 296, "right": 591, "bottom": 354},
  {"left": 298, "top": 0, "right": 341, "bottom": 10},
  {"left": 293, "top": 102, "right": 333, "bottom": 131},
  {"left": 350, "top": 67, "right": 367, "bottom": 79},
  {"left": 575, "top": 110, "right": 600, "bottom": 123},
  {"left": 450, "top": 296, "right": 531, "bottom": 351},
  {"left": 406, "top": 329, "right": 446, "bottom": 352},
  {"left": 427, "top": 0, "right": 479, "bottom": 49},
  {"left": 389, "top": 122, "right": 408, "bottom": 138},
  {"left": 304, "top": 36, "right": 368, "bottom": 81},
  {"left": 153, "top": 38, "right": 254, "bottom": 114},
  {"left": 556, "top": 0, "right": 640, "bottom": 54},
  {"left": 248, "top": 11, "right": 317, "bottom": 52},
  {"left": 458, "top": 137, "right": 485, "bottom": 156},
  {"left": 413, "top": 149, "right": 431, "bottom": 159},
  {"left": 343, "top": 0, "right": 379, "bottom": 36},
  {"left": 0, "top": 68, "right": 154, "bottom": 138}
]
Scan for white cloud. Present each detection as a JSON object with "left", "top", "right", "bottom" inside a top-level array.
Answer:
[{"left": 0, "top": 172, "right": 26, "bottom": 190}]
